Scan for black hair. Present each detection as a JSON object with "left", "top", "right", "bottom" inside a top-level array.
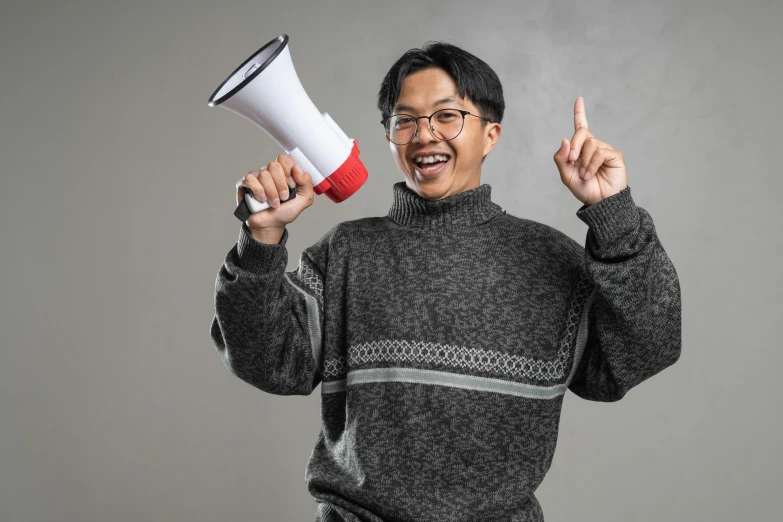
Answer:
[{"left": 377, "top": 40, "right": 505, "bottom": 163}]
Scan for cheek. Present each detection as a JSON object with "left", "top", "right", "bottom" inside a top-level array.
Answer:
[
  {"left": 457, "top": 140, "right": 482, "bottom": 163},
  {"left": 398, "top": 149, "right": 412, "bottom": 168}
]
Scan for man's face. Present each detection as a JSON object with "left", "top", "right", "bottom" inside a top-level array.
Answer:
[{"left": 386, "top": 67, "right": 501, "bottom": 200}]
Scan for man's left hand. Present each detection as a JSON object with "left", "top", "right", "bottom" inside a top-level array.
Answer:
[{"left": 553, "top": 96, "right": 628, "bottom": 207}]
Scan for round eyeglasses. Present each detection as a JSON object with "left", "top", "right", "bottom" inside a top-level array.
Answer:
[{"left": 381, "top": 109, "right": 492, "bottom": 145}]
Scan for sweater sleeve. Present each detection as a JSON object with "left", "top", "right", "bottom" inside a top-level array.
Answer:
[
  {"left": 210, "top": 222, "right": 333, "bottom": 396},
  {"left": 566, "top": 186, "right": 682, "bottom": 402}
]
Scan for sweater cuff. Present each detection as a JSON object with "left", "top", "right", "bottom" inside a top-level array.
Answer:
[
  {"left": 575, "top": 185, "right": 639, "bottom": 248},
  {"left": 236, "top": 223, "right": 289, "bottom": 273}
]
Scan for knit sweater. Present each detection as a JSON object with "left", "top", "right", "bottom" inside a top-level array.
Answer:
[{"left": 210, "top": 181, "right": 682, "bottom": 522}]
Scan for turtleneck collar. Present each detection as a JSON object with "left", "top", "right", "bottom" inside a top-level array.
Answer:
[{"left": 387, "top": 181, "right": 505, "bottom": 229}]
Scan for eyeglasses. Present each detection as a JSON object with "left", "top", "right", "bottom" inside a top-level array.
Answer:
[{"left": 381, "top": 108, "right": 492, "bottom": 145}]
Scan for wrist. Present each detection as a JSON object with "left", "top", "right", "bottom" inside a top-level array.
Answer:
[{"left": 250, "top": 227, "right": 285, "bottom": 245}]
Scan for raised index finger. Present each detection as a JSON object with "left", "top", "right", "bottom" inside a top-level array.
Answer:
[{"left": 574, "top": 96, "right": 588, "bottom": 131}]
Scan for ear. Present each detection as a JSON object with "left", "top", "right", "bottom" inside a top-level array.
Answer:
[
  {"left": 483, "top": 122, "right": 502, "bottom": 157},
  {"left": 385, "top": 135, "right": 390, "bottom": 143}
]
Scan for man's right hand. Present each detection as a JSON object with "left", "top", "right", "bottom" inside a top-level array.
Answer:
[{"left": 236, "top": 153, "right": 315, "bottom": 243}]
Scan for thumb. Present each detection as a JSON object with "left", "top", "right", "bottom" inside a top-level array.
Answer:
[
  {"left": 292, "top": 164, "right": 314, "bottom": 195},
  {"left": 554, "top": 139, "right": 571, "bottom": 166}
]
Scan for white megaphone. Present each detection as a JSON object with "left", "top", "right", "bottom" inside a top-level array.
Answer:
[{"left": 207, "top": 34, "right": 369, "bottom": 221}]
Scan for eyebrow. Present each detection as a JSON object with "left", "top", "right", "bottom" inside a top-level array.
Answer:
[{"left": 393, "top": 96, "right": 463, "bottom": 113}]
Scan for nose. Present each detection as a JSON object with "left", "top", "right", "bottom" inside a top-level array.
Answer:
[{"left": 413, "top": 118, "right": 439, "bottom": 143}]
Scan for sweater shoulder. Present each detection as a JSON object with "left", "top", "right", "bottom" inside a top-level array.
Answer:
[
  {"left": 305, "top": 214, "right": 384, "bottom": 243},
  {"left": 496, "top": 212, "right": 584, "bottom": 273},
  {"left": 495, "top": 211, "right": 577, "bottom": 243},
  {"left": 308, "top": 216, "right": 388, "bottom": 254},
  {"left": 328, "top": 216, "right": 395, "bottom": 239}
]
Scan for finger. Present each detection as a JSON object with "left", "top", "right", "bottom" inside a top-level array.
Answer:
[
  {"left": 257, "top": 167, "right": 281, "bottom": 208},
  {"left": 585, "top": 148, "right": 622, "bottom": 180},
  {"left": 275, "top": 153, "right": 297, "bottom": 187},
  {"left": 242, "top": 169, "right": 267, "bottom": 204},
  {"left": 580, "top": 137, "right": 615, "bottom": 176},
  {"left": 573, "top": 96, "right": 588, "bottom": 132},
  {"left": 267, "top": 160, "right": 291, "bottom": 201},
  {"left": 568, "top": 126, "right": 592, "bottom": 162},
  {"left": 578, "top": 137, "right": 601, "bottom": 177},
  {"left": 554, "top": 138, "right": 580, "bottom": 187},
  {"left": 583, "top": 148, "right": 609, "bottom": 181}
]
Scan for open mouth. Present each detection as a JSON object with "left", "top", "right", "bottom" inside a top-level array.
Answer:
[{"left": 412, "top": 155, "right": 451, "bottom": 176}]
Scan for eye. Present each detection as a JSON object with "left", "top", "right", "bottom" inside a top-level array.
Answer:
[
  {"left": 436, "top": 110, "right": 459, "bottom": 122},
  {"left": 394, "top": 116, "right": 415, "bottom": 128}
]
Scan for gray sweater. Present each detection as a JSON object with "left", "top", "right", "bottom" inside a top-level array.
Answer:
[{"left": 211, "top": 181, "right": 682, "bottom": 522}]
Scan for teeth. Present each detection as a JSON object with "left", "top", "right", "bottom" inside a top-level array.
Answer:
[{"left": 414, "top": 154, "right": 449, "bottom": 164}]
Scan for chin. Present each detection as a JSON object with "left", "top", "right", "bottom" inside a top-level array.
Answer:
[{"left": 410, "top": 174, "right": 455, "bottom": 199}]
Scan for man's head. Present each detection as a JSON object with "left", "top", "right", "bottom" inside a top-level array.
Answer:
[{"left": 377, "top": 41, "right": 504, "bottom": 200}]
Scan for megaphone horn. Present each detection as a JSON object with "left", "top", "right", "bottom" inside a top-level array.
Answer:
[{"left": 208, "top": 34, "right": 369, "bottom": 221}]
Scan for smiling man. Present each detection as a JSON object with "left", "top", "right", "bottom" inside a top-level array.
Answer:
[
  {"left": 382, "top": 65, "right": 502, "bottom": 200},
  {"left": 212, "top": 40, "right": 682, "bottom": 522}
]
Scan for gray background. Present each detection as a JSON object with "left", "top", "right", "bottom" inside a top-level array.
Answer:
[{"left": 1, "top": 0, "right": 780, "bottom": 520}]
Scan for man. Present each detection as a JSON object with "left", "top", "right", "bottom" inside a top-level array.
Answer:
[{"left": 212, "top": 41, "right": 681, "bottom": 522}]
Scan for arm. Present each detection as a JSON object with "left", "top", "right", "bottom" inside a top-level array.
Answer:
[
  {"left": 566, "top": 186, "right": 682, "bottom": 402},
  {"left": 210, "top": 222, "right": 333, "bottom": 396}
]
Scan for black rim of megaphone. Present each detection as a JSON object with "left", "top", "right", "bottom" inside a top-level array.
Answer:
[{"left": 207, "top": 34, "right": 289, "bottom": 107}]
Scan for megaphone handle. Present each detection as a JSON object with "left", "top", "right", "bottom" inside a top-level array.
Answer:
[{"left": 234, "top": 185, "right": 297, "bottom": 222}]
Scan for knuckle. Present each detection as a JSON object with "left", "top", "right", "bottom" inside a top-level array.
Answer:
[
  {"left": 261, "top": 173, "right": 277, "bottom": 188},
  {"left": 258, "top": 173, "right": 272, "bottom": 190}
]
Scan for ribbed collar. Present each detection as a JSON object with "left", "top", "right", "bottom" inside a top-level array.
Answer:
[{"left": 387, "top": 181, "right": 504, "bottom": 229}]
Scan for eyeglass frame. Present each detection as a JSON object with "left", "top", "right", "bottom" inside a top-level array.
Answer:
[{"left": 381, "top": 108, "right": 493, "bottom": 145}]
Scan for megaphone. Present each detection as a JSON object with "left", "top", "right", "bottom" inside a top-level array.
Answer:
[{"left": 207, "top": 34, "right": 369, "bottom": 222}]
